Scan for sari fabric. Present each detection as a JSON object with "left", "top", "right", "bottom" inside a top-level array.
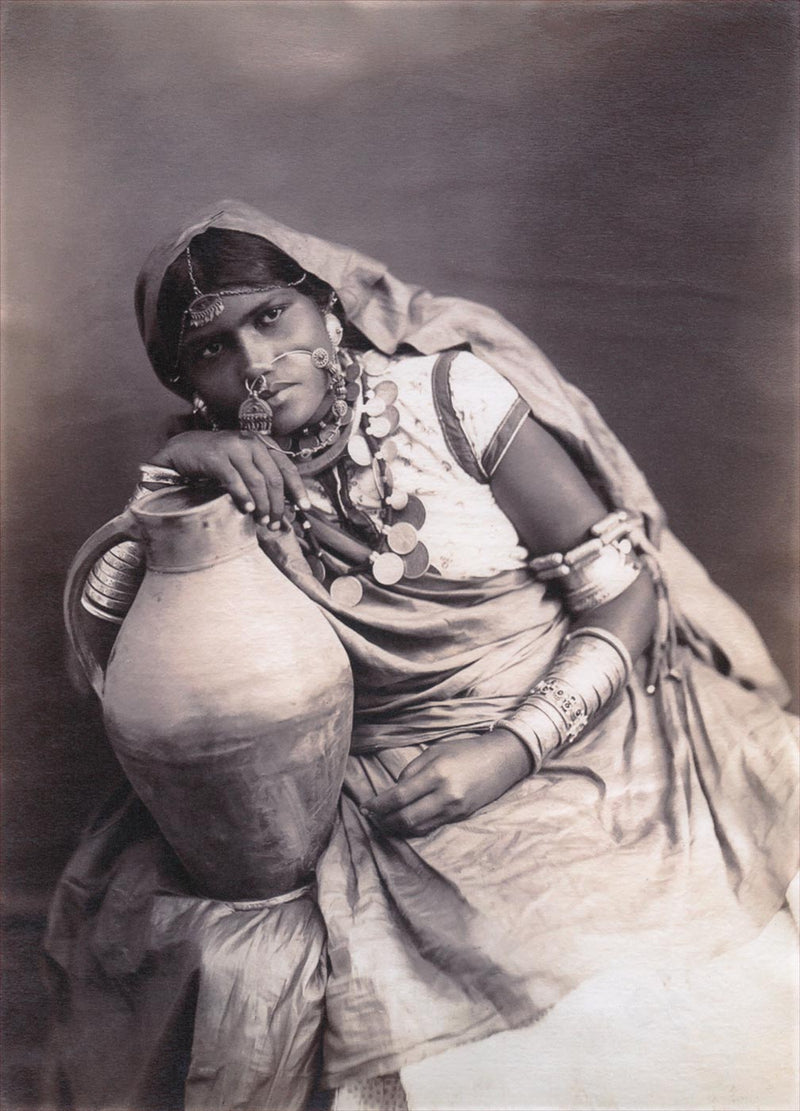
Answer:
[
  {"left": 256, "top": 527, "right": 798, "bottom": 1087},
  {"left": 44, "top": 205, "right": 798, "bottom": 1108},
  {"left": 135, "top": 199, "right": 788, "bottom": 703},
  {"left": 46, "top": 524, "right": 799, "bottom": 1099}
]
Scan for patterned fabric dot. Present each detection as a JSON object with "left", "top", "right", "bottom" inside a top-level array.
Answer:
[{"left": 333, "top": 1072, "right": 409, "bottom": 1110}]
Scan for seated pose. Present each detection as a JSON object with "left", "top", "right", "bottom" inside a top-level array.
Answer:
[{"left": 46, "top": 201, "right": 798, "bottom": 1111}]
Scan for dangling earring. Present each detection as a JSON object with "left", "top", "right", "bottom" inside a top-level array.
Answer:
[
  {"left": 327, "top": 358, "right": 348, "bottom": 419},
  {"left": 324, "top": 312, "right": 343, "bottom": 348},
  {"left": 238, "top": 375, "right": 274, "bottom": 436},
  {"left": 192, "top": 392, "right": 219, "bottom": 431},
  {"left": 321, "top": 311, "right": 347, "bottom": 417},
  {"left": 309, "top": 346, "right": 347, "bottom": 419}
]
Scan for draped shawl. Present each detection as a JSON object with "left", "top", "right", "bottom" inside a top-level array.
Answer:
[{"left": 134, "top": 199, "right": 788, "bottom": 703}]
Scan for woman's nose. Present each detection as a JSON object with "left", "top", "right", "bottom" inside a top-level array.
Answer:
[{"left": 237, "top": 330, "right": 274, "bottom": 378}]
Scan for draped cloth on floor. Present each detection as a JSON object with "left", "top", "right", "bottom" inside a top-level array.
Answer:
[{"left": 46, "top": 522, "right": 799, "bottom": 1102}]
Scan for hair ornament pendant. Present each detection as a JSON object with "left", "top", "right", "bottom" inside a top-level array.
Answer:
[
  {"left": 187, "top": 293, "right": 225, "bottom": 328},
  {"left": 184, "top": 244, "right": 225, "bottom": 328},
  {"left": 238, "top": 374, "right": 274, "bottom": 436}
]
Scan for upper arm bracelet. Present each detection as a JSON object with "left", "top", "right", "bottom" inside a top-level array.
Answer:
[{"left": 529, "top": 510, "right": 643, "bottom": 613}]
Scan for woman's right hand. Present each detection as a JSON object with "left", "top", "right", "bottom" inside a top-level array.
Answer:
[{"left": 150, "top": 431, "right": 311, "bottom": 529}]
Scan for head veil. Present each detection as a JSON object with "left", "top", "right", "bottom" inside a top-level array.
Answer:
[{"left": 135, "top": 200, "right": 788, "bottom": 701}]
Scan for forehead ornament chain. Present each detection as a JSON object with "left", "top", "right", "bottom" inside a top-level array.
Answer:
[
  {"left": 183, "top": 243, "right": 307, "bottom": 329},
  {"left": 167, "top": 244, "right": 308, "bottom": 382}
]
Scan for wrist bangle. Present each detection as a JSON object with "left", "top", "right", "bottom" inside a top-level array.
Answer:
[
  {"left": 495, "top": 626, "right": 632, "bottom": 775},
  {"left": 562, "top": 626, "right": 633, "bottom": 683},
  {"left": 492, "top": 706, "right": 562, "bottom": 774},
  {"left": 138, "top": 463, "right": 186, "bottom": 488}
]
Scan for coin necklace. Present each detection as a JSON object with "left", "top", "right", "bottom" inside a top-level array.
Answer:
[{"left": 293, "top": 367, "right": 432, "bottom": 608}]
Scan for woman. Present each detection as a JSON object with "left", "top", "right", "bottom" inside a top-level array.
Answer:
[{"left": 47, "top": 200, "right": 798, "bottom": 1111}]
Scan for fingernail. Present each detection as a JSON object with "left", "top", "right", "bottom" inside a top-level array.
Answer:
[
  {"left": 244, "top": 501, "right": 256, "bottom": 513},
  {"left": 269, "top": 520, "right": 281, "bottom": 531},
  {"left": 257, "top": 514, "right": 271, "bottom": 526},
  {"left": 298, "top": 496, "right": 311, "bottom": 510}
]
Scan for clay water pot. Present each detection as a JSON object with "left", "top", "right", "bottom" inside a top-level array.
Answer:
[{"left": 64, "top": 487, "right": 353, "bottom": 900}]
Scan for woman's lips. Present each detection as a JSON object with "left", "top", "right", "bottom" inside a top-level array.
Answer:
[{"left": 266, "top": 381, "right": 294, "bottom": 401}]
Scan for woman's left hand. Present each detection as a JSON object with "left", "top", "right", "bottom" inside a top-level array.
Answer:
[{"left": 361, "top": 729, "right": 532, "bottom": 837}]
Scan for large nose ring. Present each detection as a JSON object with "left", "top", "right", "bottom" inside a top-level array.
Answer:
[
  {"left": 245, "top": 373, "right": 269, "bottom": 398},
  {"left": 239, "top": 374, "right": 273, "bottom": 436}
]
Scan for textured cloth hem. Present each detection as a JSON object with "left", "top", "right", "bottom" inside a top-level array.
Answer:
[{"left": 320, "top": 1002, "right": 544, "bottom": 1089}]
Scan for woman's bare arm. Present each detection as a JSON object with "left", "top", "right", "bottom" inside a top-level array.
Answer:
[
  {"left": 490, "top": 416, "right": 658, "bottom": 662},
  {"left": 365, "top": 416, "right": 657, "bottom": 837}
]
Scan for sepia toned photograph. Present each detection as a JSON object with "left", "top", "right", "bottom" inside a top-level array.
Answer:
[{"left": 2, "top": 2, "right": 798, "bottom": 1109}]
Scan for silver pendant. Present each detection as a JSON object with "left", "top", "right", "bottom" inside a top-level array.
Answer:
[
  {"left": 377, "top": 439, "right": 398, "bottom": 464},
  {"left": 403, "top": 542, "right": 430, "bottom": 579},
  {"left": 371, "top": 551, "right": 405, "bottom": 585},
  {"left": 364, "top": 396, "right": 387, "bottom": 417},
  {"left": 386, "top": 522, "right": 418, "bottom": 555},
  {"left": 330, "top": 575, "right": 364, "bottom": 607},
  {"left": 307, "top": 555, "right": 327, "bottom": 584},
  {"left": 347, "top": 435, "right": 372, "bottom": 466},
  {"left": 394, "top": 494, "right": 426, "bottom": 530},
  {"left": 238, "top": 395, "right": 274, "bottom": 435},
  {"left": 366, "top": 415, "right": 392, "bottom": 439},
  {"left": 383, "top": 405, "right": 400, "bottom": 434},
  {"left": 311, "top": 347, "right": 331, "bottom": 369},
  {"left": 374, "top": 380, "right": 398, "bottom": 405}
]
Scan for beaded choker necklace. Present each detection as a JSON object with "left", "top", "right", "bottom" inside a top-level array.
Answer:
[
  {"left": 269, "top": 349, "right": 363, "bottom": 468},
  {"left": 291, "top": 359, "right": 431, "bottom": 607}
]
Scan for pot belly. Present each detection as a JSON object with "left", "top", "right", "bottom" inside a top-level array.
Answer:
[{"left": 105, "top": 683, "right": 353, "bottom": 899}]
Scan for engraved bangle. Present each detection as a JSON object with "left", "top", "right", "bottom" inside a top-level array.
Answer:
[{"left": 492, "top": 628, "right": 632, "bottom": 774}]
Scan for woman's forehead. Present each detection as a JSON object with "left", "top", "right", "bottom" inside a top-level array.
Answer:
[{"left": 186, "top": 288, "right": 316, "bottom": 338}]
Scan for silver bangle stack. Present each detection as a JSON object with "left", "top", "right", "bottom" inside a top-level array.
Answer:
[
  {"left": 80, "top": 464, "right": 186, "bottom": 624},
  {"left": 81, "top": 540, "right": 146, "bottom": 625},
  {"left": 492, "top": 627, "right": 632, "bottom": 773}
]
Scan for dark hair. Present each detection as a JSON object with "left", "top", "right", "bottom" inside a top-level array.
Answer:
[{"left": 155, "top": 227, "right": 362, "bottom": 386}]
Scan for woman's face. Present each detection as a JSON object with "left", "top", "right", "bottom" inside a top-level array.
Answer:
[{"left": 177, "top": 288, "right": 333, "bottom": 436}]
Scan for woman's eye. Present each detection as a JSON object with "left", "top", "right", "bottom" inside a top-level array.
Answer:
[
  {"left": 200, "top": 341, "right": 223, "bottom": 359},
  {"left": 257, "top": 306, "right": 284, "bottom": 327}
]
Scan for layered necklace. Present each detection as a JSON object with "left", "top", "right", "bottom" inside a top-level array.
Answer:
[{"left": 245, "top": 350, "right": 431, "bottom": 607}]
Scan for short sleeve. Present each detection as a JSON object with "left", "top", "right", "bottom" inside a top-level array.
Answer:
[{"left": 447, "top": 352, "right": 530, "bottom": 479}]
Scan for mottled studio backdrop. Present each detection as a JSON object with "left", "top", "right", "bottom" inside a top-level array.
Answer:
[{"left": 1, "top": 0, "right": 798, "bottom": 1103}]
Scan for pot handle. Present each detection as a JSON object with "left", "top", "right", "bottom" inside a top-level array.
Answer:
[{"left": 63, "top": 509, "right": 141, "bottom": 699}]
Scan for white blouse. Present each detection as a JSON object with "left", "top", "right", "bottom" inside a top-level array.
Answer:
[{"left": 306, "top": 350, "right": 531, "bottom": 579}]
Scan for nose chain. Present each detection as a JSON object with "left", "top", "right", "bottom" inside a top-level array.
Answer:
[{"left": 241, "top": 350, "right": 362, "bottom": 470}]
